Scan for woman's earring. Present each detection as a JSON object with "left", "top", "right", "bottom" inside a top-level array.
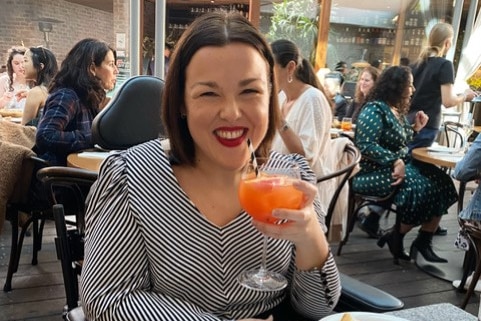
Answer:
[{"left": 287, "top": 75, "right": 293, "bottom": 83}]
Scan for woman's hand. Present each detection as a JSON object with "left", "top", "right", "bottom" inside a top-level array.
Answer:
[
  {"left": 463, "top": 88, "right": 479, "bottom": 102},
  {"left": 252, "top": 180, "right": 320, "bottom": 245},
  {"left": 15, "top": 88, "right": 29, "bottom": 101},
  {"left": 412, "top": 111, "right": 429, "bottom": 132},
  {"left": 0, "top": 91, "right": 14, "bottom": 109},
  {"left": 391, "top": 159, "right": 405, "bottom": 186},
  {"left": 252, "top": 180, "right": 329, "bottom": 269}
]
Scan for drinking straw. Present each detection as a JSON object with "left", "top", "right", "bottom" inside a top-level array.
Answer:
[{"left": 246, "top": 138, "right": 259, "bottom": 177}]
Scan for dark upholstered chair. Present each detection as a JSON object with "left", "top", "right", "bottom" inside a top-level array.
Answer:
[
  {"left": 336, "top": 273, "right": 404, "bottom": 312},
  {"left": 92, "top": 75, "right": 165, "bottom": 150},
  {"left": 37, "top": 167, "right": 97, "bottom": 316}
]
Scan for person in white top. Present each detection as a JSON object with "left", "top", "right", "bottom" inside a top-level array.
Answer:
[
  {"left": 270, "top": 39, "right": 334, "bottom": 212},
  {"left": 0, "top": 46, "right": 28, "bottom": 110},
  {"left": 21, "top": 46, "right": 58, "bottom": 125}
]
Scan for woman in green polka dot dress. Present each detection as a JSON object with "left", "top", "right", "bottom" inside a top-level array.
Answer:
[{"left": 352, "top": 66, "right": 457, "bottom": 264}]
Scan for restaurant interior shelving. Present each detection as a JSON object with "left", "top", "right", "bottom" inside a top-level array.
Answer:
[
  {"left": 166, "top": 2, "right": 250, "bottom": 42},
  {"left": 329, "top": 6, "right": 431, "bottom": 69}
]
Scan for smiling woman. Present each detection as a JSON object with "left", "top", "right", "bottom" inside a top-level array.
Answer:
[{"left": 80, "top": 11, "right": 341, "bottom": 321}]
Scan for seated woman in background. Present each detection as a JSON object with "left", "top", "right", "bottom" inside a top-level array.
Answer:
[
  {"left": 21, "top": 46, "right": 58, "bottom": 126},
  {"left": 345, "top": 66, "right": 379, "bottom": 124},
  {"left": 34, "top": 38, "right": 118, "bottom": 166},
  {"left": 270, "top": 39, "right": 334, "bottom": 209},
  {"left": 0, "top": 46, "right": 28, "bottom": 110},
  {"left": 80, "top": 12, "right": 340, "bottom": 321},
  {"left": 324, "top": 73, "right": 348, "bottom": 122},
  {"left": 352, "top": 66, "right": 457, "bottom": 263}
]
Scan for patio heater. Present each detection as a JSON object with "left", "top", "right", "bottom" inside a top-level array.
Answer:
[{"left": 38, "top": 21, "right": 53, "bottom": 48}]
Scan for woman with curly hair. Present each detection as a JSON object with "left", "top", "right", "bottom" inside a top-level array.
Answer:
[
  {"left": 352, "top": 66, "right": 457, "bottom": 264},
  {"left": 35, "top": 38, "right": 118, "bottom": 166}
]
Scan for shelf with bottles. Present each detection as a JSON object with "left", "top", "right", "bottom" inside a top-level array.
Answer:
[
  {"left": 167, "top": 2, "right": 250, "bottom": 41},
  {"left": 331, "top": 25, "right": 396, "bottom": 47}
]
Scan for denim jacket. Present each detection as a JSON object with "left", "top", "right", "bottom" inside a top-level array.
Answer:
[{"left": 454, "top": 133, "right": 481, "bottom": 221}]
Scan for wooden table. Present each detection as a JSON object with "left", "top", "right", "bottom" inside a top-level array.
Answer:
[
  {"left": 411, "top": 147, "right": 463, "bottom": 168},
  {"left": 67, "top": 151, "right": 109, "bottom": 172},
  {"left": 474, "top": 125, "right": 481, "bottom": 133},
  {"left": 330, "top": 128, "right": 354, "bottom": 139},
  {"left": 0, "top": 109, "right": 23, "bottom": 123}
]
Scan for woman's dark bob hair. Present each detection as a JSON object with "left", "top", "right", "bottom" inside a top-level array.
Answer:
[{"left": 162, "top": 11, "right": 279, "bottom": 166}]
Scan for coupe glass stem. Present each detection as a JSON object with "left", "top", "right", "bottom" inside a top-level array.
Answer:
[{"left": 259, "top": 235, "right": 268, "bottom": 273}]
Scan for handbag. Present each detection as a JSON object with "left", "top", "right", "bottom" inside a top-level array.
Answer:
[{"left": 454, "top": 227, "right": 470, "bottom": 251}]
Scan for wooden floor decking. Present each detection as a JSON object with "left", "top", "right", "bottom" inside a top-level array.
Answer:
[{"left": 1, "top": 190, "right": 480, "bottom": 320}]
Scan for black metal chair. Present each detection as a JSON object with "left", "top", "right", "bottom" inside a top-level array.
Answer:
[
  {"left": 317, "top": 142, "right": 361, "bottom": 244},
  {"left": 443, "top": 120, "right": 465, "bottom": 149},
  {"left": 37, "top": 166, "right": 98, "bottom": 316},
  {"left": 3, "top": 155, "right": 50, "bottom": 292},
  {"left": 460, "top": 221, "right": 481, "bottom": 309},
  {"left": 92, "top": 75, "right": 165, "bottom": 150},
  {"left": 316, "top": 143, "right": 404, "bottom": 313},
  {"left": 337, "top": 171, "right": 400, "bottom": 260}
]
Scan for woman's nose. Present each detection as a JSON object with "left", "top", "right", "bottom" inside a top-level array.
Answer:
[{"left": 219, "top": 99, "right": 241, "bottom": 121}]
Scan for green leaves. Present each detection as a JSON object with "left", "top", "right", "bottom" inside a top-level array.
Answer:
[{"left": 267, "top": 0, "right": 319, "bottom": 63}]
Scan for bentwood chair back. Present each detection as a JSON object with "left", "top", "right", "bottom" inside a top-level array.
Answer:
[
  {"left": 3, "top": 154, "right": 50, "bottom": 292},
  {"left": 460, "top": 221, "right": 481, "bottom": 309},
  {"left": 443, "top": 120, "right": 473, "bottom": 213},
  {"left": 92, "top": 75, "right": 165, "bottom": 150},
  {"left": 37, "top": 167, "right": 98, "bottom": 314},
  {"left": 443, "top": 121, "right": 465, "bottom": 149},
  {"left": 317, "top": 142, "right": 361, "bottom": 242},
  {"left": 338, "top": 157, "right": 401, "bottom": 261}
]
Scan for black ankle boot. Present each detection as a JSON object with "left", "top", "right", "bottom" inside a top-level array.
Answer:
[
  {"left": 358, "top": 211, "right": 381, "bottom": 238},
  {"left": 410, "top": 230, "right": 448, "bottom": 263},
  {"left": 377, "top": 228, "right": 410, "bottom": 264}
]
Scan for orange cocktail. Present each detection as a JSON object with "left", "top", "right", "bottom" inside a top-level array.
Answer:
[
  {"left": 341, "top": 117, "right": 352, "bottom": 131},
  {"left": 238, "top": 173, "right": 303, "bottom": 224}
]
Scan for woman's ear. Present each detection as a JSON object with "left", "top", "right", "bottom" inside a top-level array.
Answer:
[
  {"left": 39, "top": 63, "right": 44, "bottom": 71},
  {"left": 89, "top": 64, "right": 96, "bottom": 77},
  {"left": 287, "top": 60, "right": 296, "bottom": 75}
]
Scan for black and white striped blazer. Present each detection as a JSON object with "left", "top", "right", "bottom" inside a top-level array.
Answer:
[{"left": 80, "top": 139, "right": 341, "bottom": 321}]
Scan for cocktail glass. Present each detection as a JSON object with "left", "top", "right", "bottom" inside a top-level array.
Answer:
[{"left": 237, "top": 157, "right": 303, "bottom": 291}]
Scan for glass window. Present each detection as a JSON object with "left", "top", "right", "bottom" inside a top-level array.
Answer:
[{"left": 328, "top": 0, "right": 455, "bottom": 74}]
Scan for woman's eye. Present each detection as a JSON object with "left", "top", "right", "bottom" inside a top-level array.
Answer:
[
  {"left": 242, "top": 88, "right": 260, "bottom": 94},
  {"left": 200, "top": 91, "right": 217, "bottom": 97}
]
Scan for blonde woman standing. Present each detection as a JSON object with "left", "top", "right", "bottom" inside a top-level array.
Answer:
[{"left": 408, "top": 22, "right": 478, "bottom": 150}]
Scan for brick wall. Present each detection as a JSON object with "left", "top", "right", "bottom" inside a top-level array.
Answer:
[{"left": 0, "top": 0, "right": 120, "bottom": 66}]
